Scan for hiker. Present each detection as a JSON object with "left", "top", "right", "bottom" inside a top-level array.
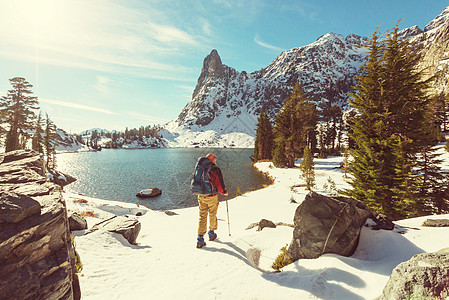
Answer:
[{"left": 191, "top": 153, "right": 228, "bottom": 248}]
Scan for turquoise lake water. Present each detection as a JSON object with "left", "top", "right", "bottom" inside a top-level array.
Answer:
[{"left": 57, "top": 148, "right": 271, "bottom": 210}]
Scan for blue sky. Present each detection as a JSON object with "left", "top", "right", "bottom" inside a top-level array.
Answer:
[{"left": 0, "top": 0, "right": 447, "bottom": 133}]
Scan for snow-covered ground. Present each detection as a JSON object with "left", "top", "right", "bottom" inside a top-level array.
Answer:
[{"left": 66, "top": 150, "right": 449, "bottom": 299}]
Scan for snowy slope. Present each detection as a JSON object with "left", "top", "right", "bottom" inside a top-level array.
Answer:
[{"left": 66, "top": 146, "right": 449, "bottom": 299}]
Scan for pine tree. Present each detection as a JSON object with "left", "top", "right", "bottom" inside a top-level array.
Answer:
[
  {"left": 272, "top": 141, "right": 287, "bottom": 168},
  {"left": 44, "top": 113, "right": 58, "bottom": 170},
  {"left": 254, "top": 108, "right": 274, "bottom": 161},
  {"left": 273, "top": 82, "right": 318, "bottom": 167},
  {"left": 300, "top": 146, "right": 315, "bottom": 190},
  {"left": 0, "top": 77, "right": 39, "bottom": 152},
  {"left": 346, "top": 25, "right": 436, "bottom": 219},
  {"left": 32, "top": 112, "right": 44, "bottom": 153},
  {"left": 345, "top": 29, "right": 399, "bottom": 217}
]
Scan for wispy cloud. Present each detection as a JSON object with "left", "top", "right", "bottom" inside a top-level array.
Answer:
[
  {"left": 148, "top": 22, "right": 200, "bottom": 46},
  {"left": 254, "top": 34, "right": 283, "bottom": 52},
  {"left": 40, "top": 98, "right": 117, "bottom": 115},
  {"left": 126, "top": 111, "right": 170, "bottom": 124},
  {"left": 0, "top": 0, "right": 208, "bottom": 81},
  {"left": 92, "top": 76, "right": 112, "bottom": 94},
  {"left": 200, "top": 18, "right": 213, "bottom": 36}
]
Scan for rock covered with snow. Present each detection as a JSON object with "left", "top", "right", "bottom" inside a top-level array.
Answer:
[
  {"left": 86, "top": 215, "right": 141, "bottom": 245},
  {"left": 380, "top": 247, "right": 449, "bottom": 300}
]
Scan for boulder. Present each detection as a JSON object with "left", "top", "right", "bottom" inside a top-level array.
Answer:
[
  {"left": 0, "top": 192, "right": 41, "bottom": 223},
  {"left": 257, "top": 219, "right": 276, "bottom": 231},
  {"left": 423, "top": 219, "right": 449, "bottom": 227},
  {"left": 86, "top": 215, "right": 141, "bottom": 245},
  {"left": 380, "top": 248, "right": 449, "bottom": 300},
  {"left": 136, "top": 188, "right": 162, "bottom": 198},
  {"left": 371, "top": 213, "right": 395, "bottom": 230},
  {"left": 286, "top": 192, "right": 373, "bottom": 262},
  {"left": 68, "top": 212, "right": 88, "bottom": 231},
  {"left": 48, "top": 169, "right": 77, "bottom": 187},
  {"left": 0, "top": 150, "right": 80, "bottom": 300}
]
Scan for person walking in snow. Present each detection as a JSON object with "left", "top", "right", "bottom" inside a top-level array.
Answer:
[{"left": 191, "top": 153, "right": 228, "bottom": 248}]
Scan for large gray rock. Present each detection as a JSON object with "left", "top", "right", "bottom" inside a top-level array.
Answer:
[
  {"left": 86, "top": 215, "right": 141, "bottom": 245},
  {"left": 380, "top": 248, "right": 449, "bottom": 300},
  {"left": 0, "top": 150, "right": 80, "bottom": 300},
  {"left": 0, "top": 192, "right": 41, "bottom": 223},
  {"left": 68, "top": 212, "right": 88, "bottom": 231},
  {"left": 286, "top": 192, "right": 374, "bottom": 262},
  {"left": 423, "top": 219, "right": 449, "bottom": 227}
]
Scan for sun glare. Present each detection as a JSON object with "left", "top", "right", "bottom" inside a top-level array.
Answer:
[{"left": 3, "top": 0, "right": 80, "bottom": 46}]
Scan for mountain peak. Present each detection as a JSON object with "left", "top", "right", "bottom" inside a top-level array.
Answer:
[
  {"left": 192, "top": 49, "right": 226, "bottom": 99},
  {"left": 424, "top": 6, "right": 449, "bottom": 32},
  {"left": 200, "top": 49, "right": 225, "bottom": 79}
]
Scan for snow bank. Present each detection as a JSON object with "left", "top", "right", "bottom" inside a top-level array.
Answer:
[{"left": 67, "top": 153, "right": 449, "bottom": 299}]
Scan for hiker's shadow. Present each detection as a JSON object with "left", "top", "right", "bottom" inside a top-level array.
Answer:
[
  {"left": 204, "top": 240, "right": 366, "bottom": 300},
  {"left": 262, "top": 265, "right": 366, "bottom": 300},
  {"left": 201, "top": 239, "right": 254, "bottom": 269}
]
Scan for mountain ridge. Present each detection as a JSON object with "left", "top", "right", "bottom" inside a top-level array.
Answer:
[{"left": 160, "top": 6, "right": 449, "bottom": 148}]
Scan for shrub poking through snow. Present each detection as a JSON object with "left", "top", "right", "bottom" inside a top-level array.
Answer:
[
  {"left": 272, "top": 244, "right": 292, "bottom": 271},
  {"left": 74, "top": 198, "right": 88, "bottom": 204},
  {"left": 79, "top": 210, "right": 96, "bottom": 218},
  {"left": 236, "top": 187, "right": 243, "bottom": 197},
  {"left": 300, "top": 146, "right": 315, "bottom": 190},
  {"left": 323, "top": 176, "right": 338, "bottom": 195}
]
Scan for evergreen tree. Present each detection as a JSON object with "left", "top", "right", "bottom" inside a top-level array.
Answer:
[
  {"left": 346, "top": 29, "right": 399, "bottom": 216},
  {"left": 272, "top": 141, "right": 287, "bottom": 168},
  {"left": 31, "top": 112, "right": 44, "bottom": 153},
  {"left": 273, "top": 82, "right": 317, "bottom": 167},
  {"left": 0, "top": 77, "right": 39, "bottom": 152},
  {"left": 44, "top": 113, "right": 58, "bottom": 170},
  {"left": 346, "top": 25, "right": 435, "bottom": 219},
  {"left": 300, "top": 146, "right": 315, "bottom": 190},
  {"left": 416, "top": 144, "right": 449, "bottom": 215},
  {"left": 254, "top": 108, "right": 274, "bottom": 161}
]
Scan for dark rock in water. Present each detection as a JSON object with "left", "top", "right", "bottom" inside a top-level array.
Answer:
[
  {"left": 286, "top": 192, "right": 373, "bottom": 262},
  {"left": 136, "top": 188, "right": 162, "bottom": 198},
  {"left": 380, "top": 248, "right": 449, "bottom": 300},
  {"left": 423, "top": 219, "right": 449, "bottom": 227},
  {"left": 0, "top": 150, "right": 80, "bottom": 300},
  {"left": 86, "top": 215, "right": 141, "bottom": 245},
  {"left": 68, "top": 212, "right": 88, "bottom": 231},
  {"left": 257, "top": 219, "right": 276, "bottom": 231}
]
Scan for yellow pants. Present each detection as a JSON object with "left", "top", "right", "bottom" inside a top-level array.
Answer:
[{"left": 197, "top": 194, "right": 219, "bottom": 235}]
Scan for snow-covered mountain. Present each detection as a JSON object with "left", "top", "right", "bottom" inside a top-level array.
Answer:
[
  {"left": 161, "top": 34, "right": 367, "bottom": 148},
  {"left": 161, "top": 6, "right": 449, "bottom": 148}
]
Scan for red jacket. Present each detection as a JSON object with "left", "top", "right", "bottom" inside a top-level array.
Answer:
[{"left": 210, "top": 165, "right": 227, "bottom": 195}]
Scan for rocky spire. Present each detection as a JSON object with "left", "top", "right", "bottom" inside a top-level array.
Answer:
[{"left": 193, "top": 49, "right": 226, "bottom": 99}]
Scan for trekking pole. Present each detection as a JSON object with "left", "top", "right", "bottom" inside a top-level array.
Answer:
[{"left": 225, "top": 198, "right": 231, "bottom": 236}]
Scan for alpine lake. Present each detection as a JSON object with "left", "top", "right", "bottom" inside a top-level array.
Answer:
[{"left": 57, "top": 148, "right": 272, "bottom": 210}]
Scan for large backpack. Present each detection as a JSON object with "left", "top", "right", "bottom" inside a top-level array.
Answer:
[{"left": 191, "top": 157, "right": 218, "bottom": 196}]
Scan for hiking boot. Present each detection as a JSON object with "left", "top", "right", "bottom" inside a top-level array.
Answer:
[
  {"left": 196, "top": 235, "right": 206, "bottom": 248},
  {"left": 208, "top": 230, "right": 217, "bottom": 241},
  {"left": 196, "top": 242, "right": 206, "bottom": 248}
]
